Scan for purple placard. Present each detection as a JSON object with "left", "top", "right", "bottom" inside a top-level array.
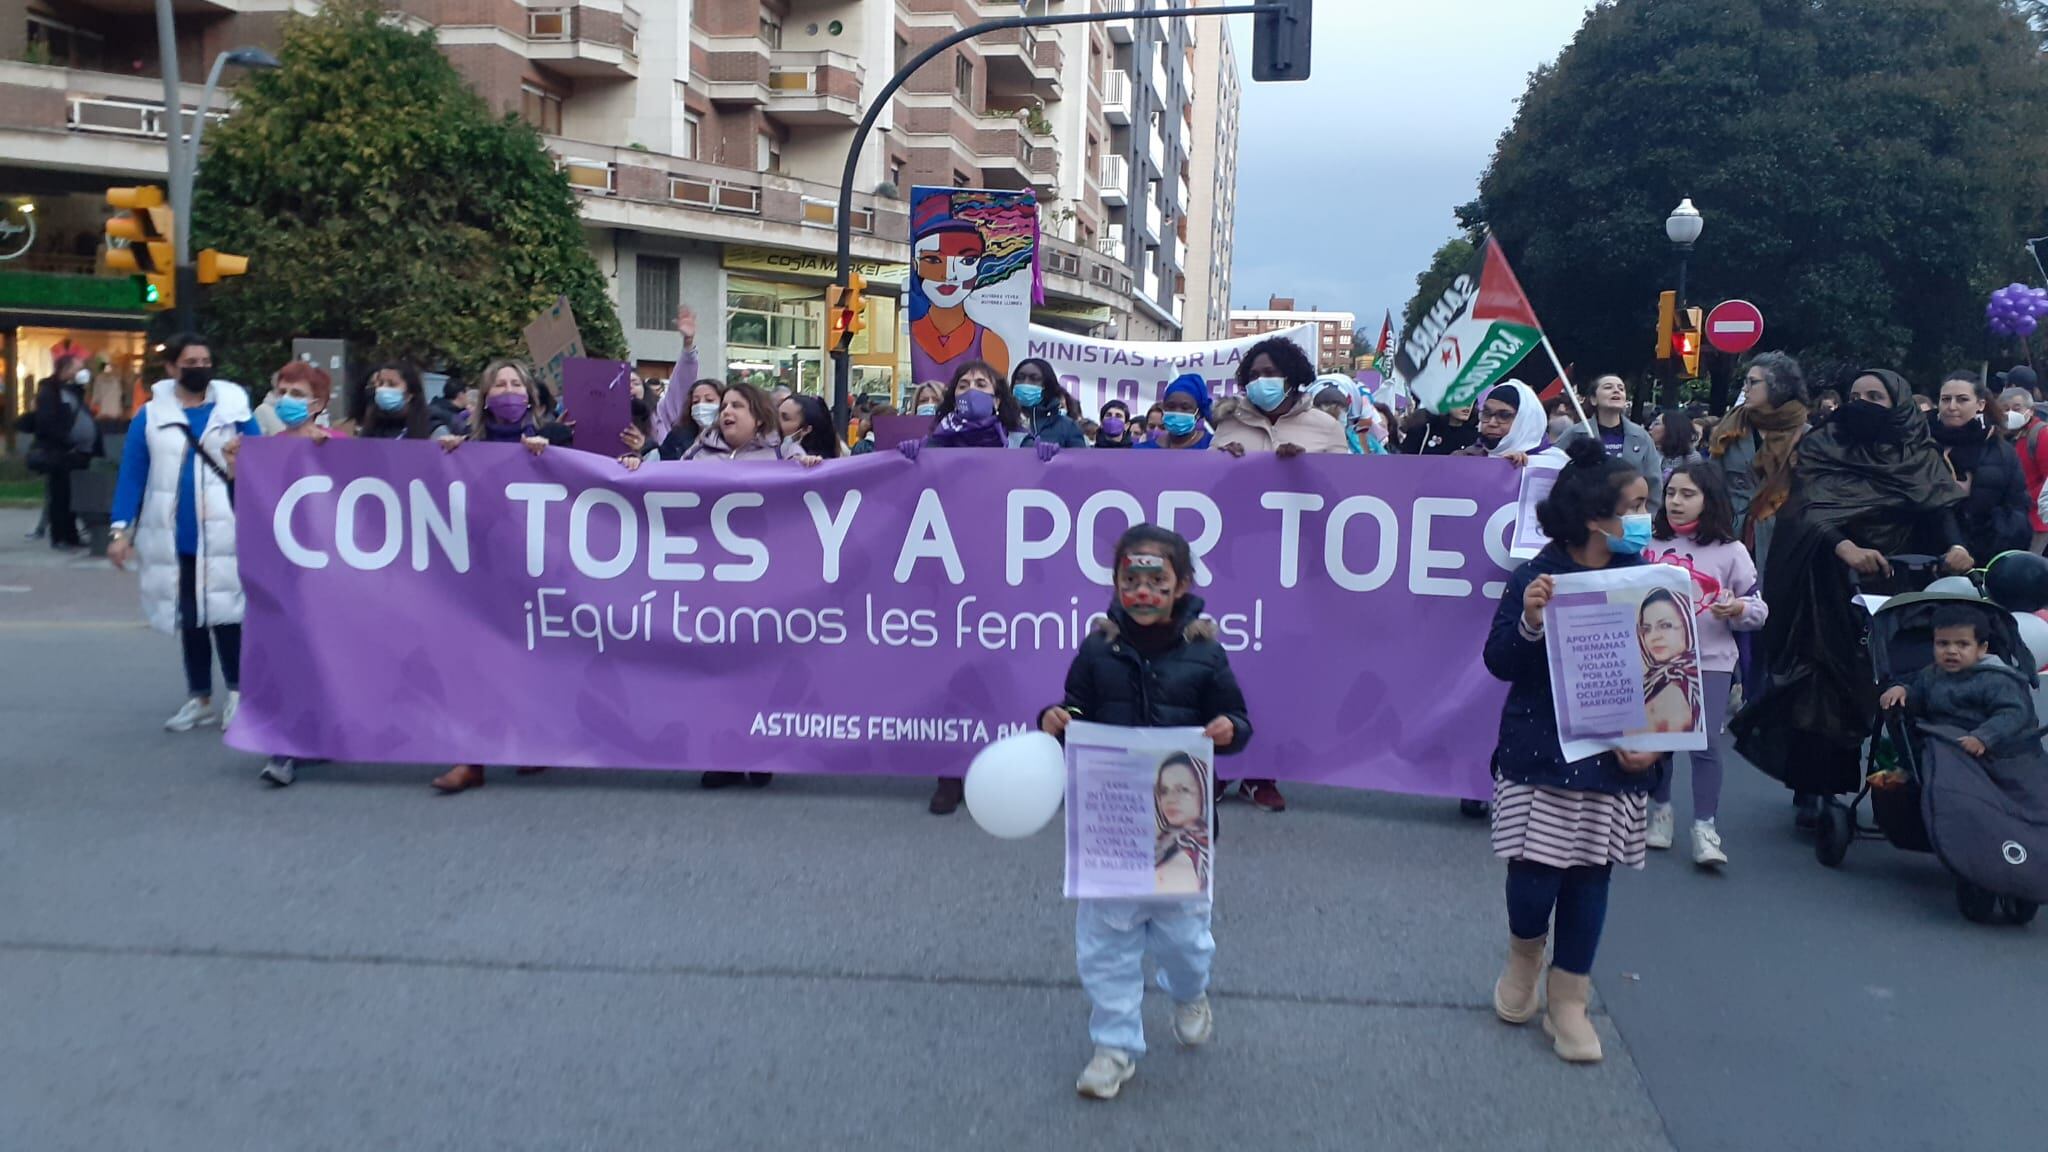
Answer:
[
  {"left": 562, "top": 357, "right": 633, "bottom": 457},
  {"left": 227, "top": 441, "right": 1530, "bottom": 799},
  {"left": 871, "top": 413, "right": 935, "bottom": 451}
]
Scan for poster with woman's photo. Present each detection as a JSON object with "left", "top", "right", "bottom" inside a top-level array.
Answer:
[
  {"left": 1063, "top": 722, "right": 1214, "bottom": 902},
  {"left": 1543, "top": 565, "right": 1709, "bottom": 761}
]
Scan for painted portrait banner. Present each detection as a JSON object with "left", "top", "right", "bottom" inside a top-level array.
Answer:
[
  {"left": 1064, "top": 722, "right": 1215, "bottom": 901},
  {"left": 907, "top": 187, "right": 1038, "bottom": 386},
  {"left": 1025, "top": 323, "right": 1318, "bottom": 421},
  {"left": 227, "top": 440, "right": 1534, "bottom": 800},
  {"left": 1544, "top": 565, "right": 1708, "bottom": 761}
]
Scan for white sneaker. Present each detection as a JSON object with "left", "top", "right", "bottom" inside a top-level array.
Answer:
[
  {"left": 1692, "top": 821, "right": 1728, "bottom": 868},
  {"left": 1172, "top": 996, "right": 1214, "bottom": 1047},
  {"left": 222, "top": 690, "right": 240, "bottom": 730},
  {"left": 165, "top": 698, "right": 218, "bottom": 732},
  {"left": 1075, "top": 1046, "right": 1136, "bottom": 1100},
  {"left": 1647, "top": 803, "right": 1675, "bottom": 850},
  {"left": 259, "top": 757, "right": 296, "bottom": 787}
]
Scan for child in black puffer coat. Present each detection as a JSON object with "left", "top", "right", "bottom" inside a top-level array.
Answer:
[{"left": 1040, "top": 524, "right": 1251, "bottom": 1101}]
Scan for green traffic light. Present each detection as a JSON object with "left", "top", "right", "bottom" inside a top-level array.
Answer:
[{"left": 142, "top": 281, "right": 160, "bottom": 304}]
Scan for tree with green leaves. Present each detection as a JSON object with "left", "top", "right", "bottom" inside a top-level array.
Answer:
[
  {"left": 192, "top": 0, "right": 624, "bottom": 387},
  {"left": 1401, "top": 200, "right": 1486, "bottom": 335},
  {"left": 1468, "top": 0, "right": 2048, "bottom": 388}
]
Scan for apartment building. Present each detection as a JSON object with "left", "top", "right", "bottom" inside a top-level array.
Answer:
[
  {"left": 1180, "top": 1, "right": 1235, "bottom": 342},
  {"left": 0, "top": 0, "right": 1240, "bottom": 419},
  {"left": 1229, "top": 295, "right": 1356, "bottom": 373}
]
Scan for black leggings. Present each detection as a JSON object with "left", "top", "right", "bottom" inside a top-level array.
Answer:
[
  {"left": 45, "top": 465, "right": 80, "bottom": 547},
  {"left": 177, "top": 555, "right": 241, "bottom": 697}
]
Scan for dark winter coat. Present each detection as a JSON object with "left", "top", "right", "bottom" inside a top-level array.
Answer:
[
  {"left": 1042, "top": 595, "right": 1252, "bottom": 756},
  {"left": 1020, "top": 406, "right": 1090, "bottom": 450},
  {"left": 1896, "top": 660, "right": 2038, "bottom": 759},
  {"left": 1947, "top": 431, "right": 2031, "bottom": 563},
  {"left": 1485, "top": 544, "right": 1663, "bottom": 795}
]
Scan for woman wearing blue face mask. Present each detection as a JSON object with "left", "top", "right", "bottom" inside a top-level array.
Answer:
[
  {"left": 349, "top": 362, "right": 445, "bottom": 440},
  {"left": 1485, "top": 435, "right": 1660, "bottom": 1065},
  {"left": 1211, "top": 338, "right": 1349, "bottom": 460},
  {"left": 1011, "top": 357, "right": 1089, "bottom": 450},
  {"left": 1133, "top": 373, "right": 1214, "bottom": 450}
]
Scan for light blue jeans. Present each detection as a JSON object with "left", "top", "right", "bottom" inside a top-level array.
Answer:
[{"left": 1075, "top": 898, "right": 1215, "bottom": 1056}]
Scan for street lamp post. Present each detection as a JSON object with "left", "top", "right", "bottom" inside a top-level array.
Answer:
[
  {"left": 152, "top": 0, "right": 278, "bottom": 329},
  {"left": 1664, "top": 197, "right": 1704, "bottom": 406}
]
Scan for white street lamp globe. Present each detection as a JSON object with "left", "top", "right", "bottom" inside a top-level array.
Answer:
[{"left": 1666, "top": 198, "right": 1704, "bottom": 246}]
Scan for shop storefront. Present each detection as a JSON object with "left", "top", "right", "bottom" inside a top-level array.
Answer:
[
  {"left": 721, "top": 245, "right": 909, "bottom": 403},
  {"left": 0, "top": 180, "right": 153, "bottom": 445}
]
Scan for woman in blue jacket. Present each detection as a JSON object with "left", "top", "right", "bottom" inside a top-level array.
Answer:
[{"left": 1484, "top": 436, "right": 1662, "bottom": 1066}]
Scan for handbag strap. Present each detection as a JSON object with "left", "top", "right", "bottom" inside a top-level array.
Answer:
[{"left": 175, "top": 421, "right": 234, "bottom": 492}]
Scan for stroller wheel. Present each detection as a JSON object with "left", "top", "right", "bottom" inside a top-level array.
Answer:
[
  {"left": 1958, "top": 880, "right": 2002, "bottom": 924},
  {"left": 1814, "top": 799, "right": 1853, "bottom": 868},
  {"left": 1999, "top": 896, "right": 2040, "bottom": 927}
]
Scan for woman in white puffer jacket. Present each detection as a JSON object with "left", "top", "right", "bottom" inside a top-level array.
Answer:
[{"left": 107, "top": 333, "right": 260, "bottom": 732}]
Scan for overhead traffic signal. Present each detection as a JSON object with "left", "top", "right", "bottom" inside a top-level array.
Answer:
[
  {"left": 1654, "top": 290, "right": 1675, "bottom": 360},
  {"left": 1251, "top": 0, "right": 1312, "bottom": 82},
  {"left": 104, "top": 185, "right": 174, "bottom": 312},
  {"left": 196, "top": 247, "right": 249, "bottom": 285}
]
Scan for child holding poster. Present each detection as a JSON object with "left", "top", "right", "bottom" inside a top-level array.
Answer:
[
  {"left": 1483, "top": 437, "right": 1662, "bottom": 1065},
  {"left": 1644, "top": 461, "right": 1766, "bottom": 867},
  {"left": 1040, "top": 525, "right": 1251, "bottom": 1101}
]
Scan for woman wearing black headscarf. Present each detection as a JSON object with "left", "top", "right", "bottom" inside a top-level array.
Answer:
[{"left": 1730, "top": 369, "right": 1971, "bottom": 829}]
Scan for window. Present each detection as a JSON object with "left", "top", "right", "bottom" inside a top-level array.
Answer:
[
  {"left": 889, "top": 158, "right": 906, "bottom": 189},
  {"left": 758, "top": 133, "right": 781, "bottom": 173},
  {"left": 636, "top": 255, "right": 680, "bottom": 331},
  {"left": 26, "top": 15, "right": 105, "bottom": 69},
  {"left": 952, "top": 170, "right": 972, "bottom": 188},
  {"left": 682, "top": 111, "right": 700, "bottom": 160},
  {"left": 954, "top": 55, "right": 973, "bottom": 100},
  {"left": 760, "top": 11, "right": 783, "bottom": 48},
  {"left": 520, "top": 83, "right": 563, "bottom": 134}
]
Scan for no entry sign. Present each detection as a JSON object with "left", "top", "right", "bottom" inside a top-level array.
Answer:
[{"left": 1705, "top": 299, "right": 1764, "bottom": 355}]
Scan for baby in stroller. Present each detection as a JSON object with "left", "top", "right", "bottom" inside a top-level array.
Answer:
[{"left": 1878, "top": 604, "right": 2036, "bottom": 768}]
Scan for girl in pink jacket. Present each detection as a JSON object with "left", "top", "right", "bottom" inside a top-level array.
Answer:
[{"left": 1643, "top": 461, "right": 1767, "bottom": 867}]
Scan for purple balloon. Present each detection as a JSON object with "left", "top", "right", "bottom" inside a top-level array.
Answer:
[
  {"left": 2021, "top": 315, "right": 2040, "bottom": 337},
  {"left": 1993, "top": 316, "right": 2019, "bottom": 337}
]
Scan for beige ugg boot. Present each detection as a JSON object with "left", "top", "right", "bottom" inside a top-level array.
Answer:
[
  {"left": 1493, "top": 935, "right": 1546, "bottom": 1024},
  {"left": 1542, "top": 969, "right": 1604, "bottom": 1062}
]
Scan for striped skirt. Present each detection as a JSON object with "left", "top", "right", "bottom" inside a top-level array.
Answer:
[{"left": 1491, "top": 778, "right": 1649, "bottom": 870}]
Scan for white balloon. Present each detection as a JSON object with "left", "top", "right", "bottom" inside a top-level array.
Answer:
[
  {"left": 1926, "top": 576, "right": 1979, "bottom": 597},
  {"left": 2014, "top": 611, "right": 2048, "bottom": 672},
  {"left": 964, "top": 731, "right": 1066, "bottom": 839}
]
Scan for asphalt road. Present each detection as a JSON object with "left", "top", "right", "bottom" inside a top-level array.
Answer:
[{"left": 1, "top": 507, "right": 2041, "bottom": 1151}]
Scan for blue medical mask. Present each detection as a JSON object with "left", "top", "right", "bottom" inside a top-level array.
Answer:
[
  {"left": 373, "top": 386, "right": 406, "bottom": 413},
  {"left": 1013, "top": 383, "right": 1044, "bottom": 409},
  {"left": 915, "top": 403, "right": 938, "bottom": 417},
  {"left": 1602, "top": 513, "right": 1654, "bottom": 556},
  {"left": 1162, "top": 411, "right": 1199, "bottom": 437},
  {"left": 274, "top": 395, "right": 312, "bottom": 428},
  {"left": 1247, "top": 377, "right": 1288, "bottom": 412}
]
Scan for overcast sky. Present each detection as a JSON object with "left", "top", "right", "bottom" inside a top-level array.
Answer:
[{"left": 1224, "top": 2, "right": 1601, "bottom": 334}]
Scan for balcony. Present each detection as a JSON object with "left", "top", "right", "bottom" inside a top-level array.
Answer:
[
  {"left": 1177, "top": 173, "right": 1190, "bottom": 212},
  {"left": 1099, "top": 69, "right": 1130, "bottom": 125},
  {"left": 982, "top": 23, "right": 1063, "bottom": 100},
  {"left": 1147, "top": 128, "right": 1165, "bottom": 177},
  {"left": 1099, "top": 0, "right": 1134, "bottom": 43},
  {"left": 1098, "top": 231, "right": 1126, "bottom": 264},
  {"left": 67, "top": 95, "right": 226, "bottom": 141},
  {"left": 1096, "top": 154, "right": 1129, "bottom": 206},
  {"left": 765, "top": 50, "right": 863, "bottom": 126},
  {"left": 523, "top": 3, "right": 641, "bottom": 79},
  {"left": 974, "top": 114, "right": 1058, "bottom": 190},
  {"left": 1142, "top": 195, "right": 1161, "bottom": 241}
]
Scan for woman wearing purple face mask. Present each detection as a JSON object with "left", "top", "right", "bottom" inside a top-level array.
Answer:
[
  {"left": 900, "top": 359, "right": 1044, "bottom": 815},
  {"left": 1095, "top": 399, "right": 1136, "bottom": 449}
]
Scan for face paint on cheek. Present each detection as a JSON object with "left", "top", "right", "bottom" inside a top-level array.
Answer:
[{"left": 1118, "top": 553, "right": 1175, "bottom": 620}]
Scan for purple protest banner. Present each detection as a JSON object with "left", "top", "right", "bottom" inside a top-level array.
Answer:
[{"left": 226, "top": 440, "right": 1527, "bottom": 799}]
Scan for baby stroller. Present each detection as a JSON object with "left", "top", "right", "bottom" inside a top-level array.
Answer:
[{"left": 1821, "top": 576, "right": 2048, "bottom": 926}]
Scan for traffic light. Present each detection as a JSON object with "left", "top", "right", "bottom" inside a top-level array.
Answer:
[
  {"left": 1251, "top": 0, "right": 1312, "bottom": 82},
  {"left": 1654, "top": 290, "right": 1675, "bottom": 360},
  {"left": 196, "top": 248, "right": 250, "bottom": 285},
  {"left": 104, "top": 185, "right": 174, "bottom": 312},
  {"left": 827, "top": 272, "right": 868, "bottom": 352},
  {"left": 1677, "top": 306, "right": 1703, "bottom": 377}
]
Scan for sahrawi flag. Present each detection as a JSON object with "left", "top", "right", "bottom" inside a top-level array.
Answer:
[{"left": 1395, "top": 236, "right": 1545, "bottom": 413}]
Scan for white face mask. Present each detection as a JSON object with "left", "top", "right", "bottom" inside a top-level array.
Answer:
[
  {"left": 72, "top": 368, "right": 92, "bottom": 386},
  {"left": 2007, "top": 409, "right": 2031, "bottom": 431},
  {"left": 691, "top": 402, "right": 720, "bottom": 430}
]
